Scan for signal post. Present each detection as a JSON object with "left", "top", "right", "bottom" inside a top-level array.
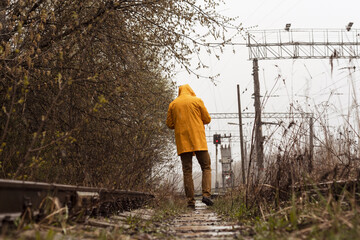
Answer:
[{"left": 213, "top": 134, "right": 221, "bottom": 191}]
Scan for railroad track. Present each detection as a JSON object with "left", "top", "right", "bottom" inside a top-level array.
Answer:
[{"left": 0, "top": 179, "right": 154, "bottom": 227}]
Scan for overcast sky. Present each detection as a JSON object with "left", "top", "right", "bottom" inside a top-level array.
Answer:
[{"left": 171, "top": 0, "right": 360, "bottom": 187}]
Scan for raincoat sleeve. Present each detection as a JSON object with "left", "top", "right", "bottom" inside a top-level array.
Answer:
[
  {"left": 166, "top": 104, "right": 175, "bottom": 129},
  {"left": 199, "top": 99, "right": 211, "bottom": 124}
]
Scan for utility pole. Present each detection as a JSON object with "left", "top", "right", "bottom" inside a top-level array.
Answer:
[
  {"left": 210, "top": 112, "right": 313, "bottom": 166},
  {"left": 237, "top": 85, "right": 246, "bottom": 184},
  {"left": 246, "top": 26, "right": 360, "bottom": 173},
  {"left": 253, "top": 59, "right": 264, "bottom": 170}
]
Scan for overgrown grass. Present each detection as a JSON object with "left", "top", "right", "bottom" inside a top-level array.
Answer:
[
  {"left": 94, "top": 195, "right": 187, "bottom": 239},
  {"left": 151, "top": 196, "right": 188, "bottom": 222},
  {"left": 212, "top": 188, "right": 360, "bottom": 239},
  {"left": 217, "top": 99, "right": 360, "bottom": 239},
  {"left": 1, "top": 194, "right": 187, "bottom": 240}
]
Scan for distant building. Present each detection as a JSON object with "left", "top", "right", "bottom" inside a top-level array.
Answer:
[{"left": 220, "top": 145, "right": 234, "bottom": 188}]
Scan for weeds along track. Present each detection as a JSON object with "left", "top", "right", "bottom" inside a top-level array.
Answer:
[{"left": 0, "top": 179, "right": 154, "bottom": 226}]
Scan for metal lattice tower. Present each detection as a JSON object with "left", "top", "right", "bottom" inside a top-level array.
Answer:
[
  {"left": 210, "top": 112, "right": 313, "bottom": 119},
  {"left": 244, "top": 27, "right": 360, "bottom": 174},
  {"left": 247, "top": 28, "right": 360, "bottom": 60}
]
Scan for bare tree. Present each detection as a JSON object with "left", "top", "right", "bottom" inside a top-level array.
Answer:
[{"left": 0, "top": 0, "right": 241, "bottom": 188}]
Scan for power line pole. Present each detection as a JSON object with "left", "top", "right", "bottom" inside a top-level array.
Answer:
[
  {"left": 246, "top": 26, "right": 360, "bottom": 173},
  {"left": 209, "top": 112, "right": 313, "bottom": 165},
  {"left": 253, "top": 59, "right": 264, "bottom": 170},
  {"left": 237, "top": 85, "right": 246, "bottom": 184}
]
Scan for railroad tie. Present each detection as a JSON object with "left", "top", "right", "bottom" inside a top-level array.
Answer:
[{"left": 168, "top": 199, "right": 247, "bottom": 239}]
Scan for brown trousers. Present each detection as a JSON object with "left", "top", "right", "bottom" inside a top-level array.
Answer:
[{"left": 180, "top": 151, "right": 212, "bottom": 206}]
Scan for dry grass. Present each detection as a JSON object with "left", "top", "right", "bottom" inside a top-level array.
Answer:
[{"left": 213, "top": 106, "right": 360, "bottom": 239}]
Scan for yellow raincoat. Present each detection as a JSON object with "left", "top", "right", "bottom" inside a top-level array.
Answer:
[{"left": 166, "top": 84, "right": 211, "bottom": 155}]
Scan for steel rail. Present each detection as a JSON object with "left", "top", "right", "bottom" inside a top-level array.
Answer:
[{"left": 0, "top": 179, "right": 154, "bottom": 226}]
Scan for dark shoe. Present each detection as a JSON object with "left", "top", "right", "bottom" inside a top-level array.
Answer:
[
  {"left": 187, "top": 204, "right": 195, "bottom": 210},
  {"left": 202, "top": 196, "right": 214, "bottom": 206}
]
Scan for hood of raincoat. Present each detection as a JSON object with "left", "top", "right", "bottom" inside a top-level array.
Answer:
[
  {"left": 178, "top": 84, "right": 196, "bottom": 97},
  {"left": 166, "top": 84, "right": 211, "bottom": 155}
]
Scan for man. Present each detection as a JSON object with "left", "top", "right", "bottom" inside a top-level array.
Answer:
[{"left": 166, "top": 84, "right": 213, "bottom": 208}]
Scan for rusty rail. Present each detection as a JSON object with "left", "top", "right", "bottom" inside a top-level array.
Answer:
[{"left": 0, "top": 179, "right": 154, "bottom": 226}]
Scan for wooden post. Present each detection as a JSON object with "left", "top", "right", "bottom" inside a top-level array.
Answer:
[
  {"left": 309, "top": 115, "right": 314, "bottom": 172},
  {"left": 253, "top": 58, "right": 264, "bottom": 170},
  {"left": 237, "top": 85, "right": 246, "bottom": 184}
]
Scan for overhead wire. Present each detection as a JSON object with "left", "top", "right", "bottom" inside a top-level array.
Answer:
[
  {"left": 247, "top": 4, "right": 359, "bottom": 121},
  {"left": 312, "top": 67, "right": 360, "bottom": 96},
  {"left": 256, "top": 0, "right": 289, "bottom": 27},
  {"left": 214, "top": 2, "right": 360, "bottom": 153},
  {"left": 266, "top": 0, "right": 302, "bottom": 27},
  {"left": 239, "top": 3, "right": 360, "bottom": 148},
  {"left": 243, "top": 0, "right": 268, "bottom": 22}
]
